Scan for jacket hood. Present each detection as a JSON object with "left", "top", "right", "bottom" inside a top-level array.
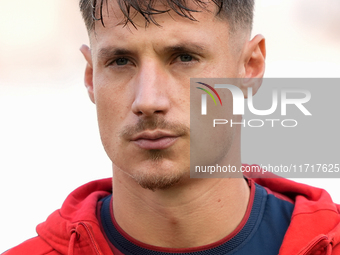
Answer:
[
  {"left": 249, "top": 175, "right": 340, "bottom": 255},
  {"left": 36, "top": 176, "right": 340, "bottom": 255},
  {"left": 36, "top": 178, "right": 113, "bottom": 255}
]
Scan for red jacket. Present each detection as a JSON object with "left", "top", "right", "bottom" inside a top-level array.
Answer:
[{"left": 3, "top": 177, "right": 340, "bottom": 255}]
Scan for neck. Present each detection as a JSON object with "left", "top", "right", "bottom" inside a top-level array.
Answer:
[
  {"left": 112, "top": 172, "right": 250, "bottom": 248},
  {"left": 111, "top": 126, "right": 250, "bottom": 248}
]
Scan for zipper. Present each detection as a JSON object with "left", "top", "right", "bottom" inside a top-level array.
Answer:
[
  {"left": 298, "top": 235, "right": 329, "bottom": 255},
  {"left": 79, "top": 222, "right": 102, "bottom": 255}
]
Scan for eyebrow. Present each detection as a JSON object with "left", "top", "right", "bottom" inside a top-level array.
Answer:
[
  {"left": 97, "top": 43, "right": 206, "bottom": 60},
  {"left": 97, "top": 47, "right": 135, "bottom": 60},
  {"left": 161, "top": 43, "right": 206, "bottom": 54}
]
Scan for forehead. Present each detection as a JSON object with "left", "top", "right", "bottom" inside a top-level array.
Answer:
[
  {"left": 89, "top": 0, "right": 232, "bottom": 51},
  {"left": 95, "top": 0, "right": 222, "bottom": 27}
]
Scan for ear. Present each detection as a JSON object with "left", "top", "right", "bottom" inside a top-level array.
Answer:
[
  {"left": 80, "top": 44, "right": 95, "bottom": 104},
  {"left": 240, "top": 34, "right": 266, "bottom": 98}
]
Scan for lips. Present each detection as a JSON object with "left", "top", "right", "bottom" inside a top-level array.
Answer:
[{"left": 131, "top": 131, "right": 179, "bottom": 150}]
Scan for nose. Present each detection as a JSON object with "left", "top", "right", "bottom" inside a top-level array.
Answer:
[{"left": 131, "top": 61, "right": 171, "bottom": 117}]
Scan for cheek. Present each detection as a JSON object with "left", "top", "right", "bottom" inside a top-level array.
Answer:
[
  {"left": 93, "top": 70, "right": 132, "bottom": 117},
  {"left": 93, "top": 75, "right": 131, "bottom": 148},
  {"left": 179, "top": 87, "right": 191, "bottom": 120},
  {"left": 190, "top": 88, "right": 236, "bottom": 168}
]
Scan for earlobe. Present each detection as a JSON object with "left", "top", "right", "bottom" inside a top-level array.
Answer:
[
  {"left": 80, "top": 44, "right": 95, "bottom": 104},
  {"left": 241, "top": 34, "right": 266, "bottom": 98}
]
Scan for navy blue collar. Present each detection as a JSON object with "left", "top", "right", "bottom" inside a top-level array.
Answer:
[{"left": 100, "top": 182, "right": 267, "bottom": 255}]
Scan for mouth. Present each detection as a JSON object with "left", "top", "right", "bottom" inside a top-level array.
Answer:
[{"left": 131, "top": 131, "right": 179, "bottom": 150}]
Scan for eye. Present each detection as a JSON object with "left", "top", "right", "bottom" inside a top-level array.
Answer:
[
  {"left": 115, "top": 58, "right": 129, "bottom": 66},
  {"left": 179, "top": 54, "right": 193, "bottom": 62}
]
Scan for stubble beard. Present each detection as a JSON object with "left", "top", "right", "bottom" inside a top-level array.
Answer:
[
  {"left": 119, "top": 116, "right": 190, "bottom": 191},
  {"left": 131, "top": 150, "right": 187, "bottom": 191},
  {"left": 133, "top": 170, "right": 184, "bottom": 191}
]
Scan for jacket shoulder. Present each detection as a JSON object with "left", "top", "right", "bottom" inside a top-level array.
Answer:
[{"left": 2, "top": 236, "right": 61, "bottom": 255}]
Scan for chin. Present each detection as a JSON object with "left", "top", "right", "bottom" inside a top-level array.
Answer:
[{"left": 130, "top": 160, "right": 189, "bottom": 191}]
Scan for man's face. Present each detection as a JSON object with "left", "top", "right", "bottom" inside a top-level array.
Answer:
[{"left": 84, "top": 1, "right": 247, "bottom": 190}]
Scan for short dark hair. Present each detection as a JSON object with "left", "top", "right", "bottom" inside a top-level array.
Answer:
[{"left": 79, "top": 0, "right": 254, "bottom": 32}]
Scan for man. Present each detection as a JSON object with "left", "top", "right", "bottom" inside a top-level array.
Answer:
[{"left": 3, "top": 0, "right": 340, "bottom": 254}]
